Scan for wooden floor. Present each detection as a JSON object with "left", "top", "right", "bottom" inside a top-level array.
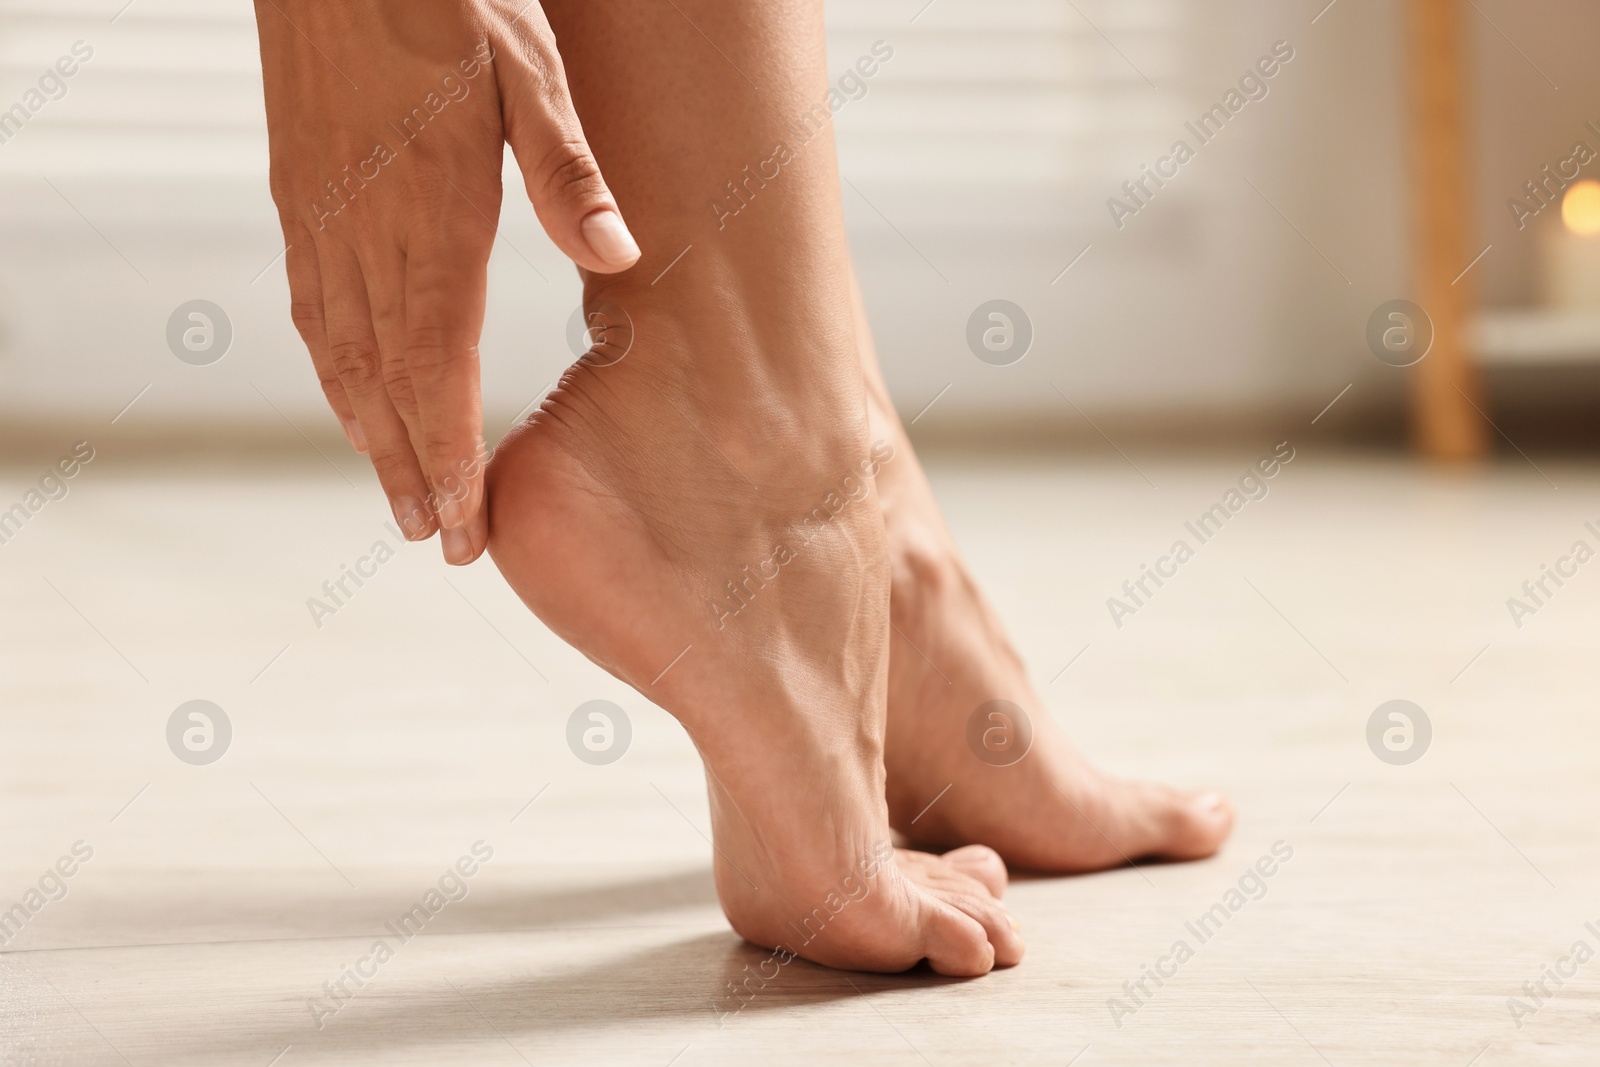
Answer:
[{"left": 3, "top": 443, "right": 1597, "bottom": 1065}]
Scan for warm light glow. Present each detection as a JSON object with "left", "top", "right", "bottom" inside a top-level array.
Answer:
[{"left": 1561, "top": 179, "right": 1600, "bottom": 235}]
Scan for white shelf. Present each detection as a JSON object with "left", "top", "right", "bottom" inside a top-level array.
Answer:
[{"left": 1472, "top": 309, "right": 1600, "bottom": 366}]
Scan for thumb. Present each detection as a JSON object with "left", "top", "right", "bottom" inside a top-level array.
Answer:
[{"left": 489, "top": 25, "right": 640, "bottom": 273}]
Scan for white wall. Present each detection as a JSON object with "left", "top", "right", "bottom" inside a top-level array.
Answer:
[
  {"left": 0, "top": 0, "right": 1414, "bottom": 443},
  {"left": 837, "top": 0, "right": 1407, "bottom": 426}
]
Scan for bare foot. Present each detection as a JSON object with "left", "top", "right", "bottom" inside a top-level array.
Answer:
[
  {"left": 485, "top": 283, "right": 1022, "bottom": 974},
  {"left": 849, "top": 278, "right": 1235, "bottom": 872},
  {"left": 481, "top": 0, "right": 1023, "bottom": 971}
]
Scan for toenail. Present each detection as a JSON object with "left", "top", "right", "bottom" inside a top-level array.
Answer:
[{"left": 1008, "top": 915, "right": 1021, "bottom": 934}]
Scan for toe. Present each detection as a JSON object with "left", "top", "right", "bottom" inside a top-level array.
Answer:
[
  {"left": 940, "top": 844, "right": 1008, "bottom": 899},
  {"left": 1165, "top": 789, "right": 1234, "bottom": 860},
  {"left": 937, "top": 889, "right": 1024, "bottom": 968},
  {"left": 899, "top": 848, "right": 1024, "bottom": 971},
  {"left": 1102, "top": 780, "right": 1234, "bottom": 864},
  {"left": 1029, "top": 776, "right": 1237, "bottom": 872},
  {"left": 919, "top": 902, "right": 995, "bottom": 977}
]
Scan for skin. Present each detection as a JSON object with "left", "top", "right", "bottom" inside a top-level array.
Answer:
[
  {"left": 485, "top": 0, "right": 1022, "bottom": 975},
  {"left": 257, "top": 0, "right": 1235, "bottom": 973},
  {"left": 849, "top": 274, "right": 1236, "bottom": 870},
  {"left": 255, "top": 0, "right": 641, "bottom": 565}
]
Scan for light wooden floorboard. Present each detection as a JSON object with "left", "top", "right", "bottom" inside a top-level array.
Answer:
[{"left": 2, "top": 446, "right": 1596, "bottom": 1065}]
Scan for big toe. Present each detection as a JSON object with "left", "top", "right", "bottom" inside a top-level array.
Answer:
[
  {"left": 919, "top": 902, "right": 996, "bottom": 977},
  {"left": 1039, "top": 777, "right": 1235, "bottom": 871},
  {"left": 1164, "top": 789, "right": 1234, "bottom": 860},
  {"left": 1112, "top": 782, "right": 1234, "bottom": 863}
]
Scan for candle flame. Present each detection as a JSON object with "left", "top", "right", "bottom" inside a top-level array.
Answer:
[{"left": 1561, "top": 179, "right": 1600, "bottom": 236}]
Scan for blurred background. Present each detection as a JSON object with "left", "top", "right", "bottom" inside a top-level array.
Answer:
[{"left": 2, "top": 0, "right": 1596, "bottom": 452}]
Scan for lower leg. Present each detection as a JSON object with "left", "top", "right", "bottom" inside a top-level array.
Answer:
[
  {"left": 847, "top": 270, "right": 1236, "bottom": 869},
  {"left": 487, "top": 0, "right": 1020, "bottom": 972}
]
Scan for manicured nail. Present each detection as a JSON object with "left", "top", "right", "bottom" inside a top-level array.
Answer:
[
  {"left": 441, "top": 525, "right": 472, "bottom": 565},
  {"left": 437, "top": 497, "right": 467, "bottom": 530},
  {"left": 392, "top": 497, "right": 431, "bottom": 540},
  {"left": 580, "top": 208, "right": 640, "bottom": 269},
  {"left": 341, "top": 418, "right": 368, "bottom": 454}
]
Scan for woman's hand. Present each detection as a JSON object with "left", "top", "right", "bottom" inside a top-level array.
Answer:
[{"left": 255, "top": 0, "right": 638, "bottom": 563}]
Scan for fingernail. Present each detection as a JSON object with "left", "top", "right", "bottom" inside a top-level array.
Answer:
[
  {"left": 580, "top": 209, "right": 641, "bottom": 269},
  {"left": 393, "top": 497, "right": 431, "bottom": 540},
  {"left": 341, "top": 418, "right": 368, "bottom": 454},
  {"left": 441, "top": 525, "right": 472, "bottom": 565},
  {"left": 437, "top": 497, "right": 467, "bottom": 530}
]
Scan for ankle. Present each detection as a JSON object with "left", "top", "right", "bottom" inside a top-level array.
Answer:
[{"left": 582, "top": 267, "right": 872, "bottom": 487}]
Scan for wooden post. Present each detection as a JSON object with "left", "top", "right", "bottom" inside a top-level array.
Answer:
[{"left": 1406, "top": 0, "right": 1488, "bottom": 459}]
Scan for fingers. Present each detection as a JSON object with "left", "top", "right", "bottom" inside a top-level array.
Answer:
[
  {"left": 316, "top": 242, "right": 438, "bottom": 541},
  {"left": 402, "top": 222, "right": 491, "bottom": 566},
  {"left": 280, "top": 217, "right": 365, "bottom": 454},
  {"left": 353, "top": 243, "right": 443, "bottom": 543},
  {"left": 490, "top": 10, "right": 641, "bottom": 273}
]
